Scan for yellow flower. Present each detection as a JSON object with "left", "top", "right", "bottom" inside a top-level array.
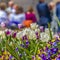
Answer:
[
  {"left": 58, "top": 38, "right": 60, "bottom": 40},
  {"left": 36, "top": 55, "right": 41, "bottom": 60},
  {"left": 51, "top": 39, "right": 55, "bottom": 42},
  {"left": 52, "top": 59, "right": 56, "bottom": 60},
  {"left": 47, "top": 44, "right": 50, "bottom": 47},
  {"left": 3, "top": 51, "right": 8, "bottom": 55},
  {"left": 5, "top": 55, "right": 9, "bottom": 60},
  {"left": 37, "top": 50, "right": 41, "bottom": 54}
]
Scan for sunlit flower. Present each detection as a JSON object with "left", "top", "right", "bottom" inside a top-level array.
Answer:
[
  {"left": 40, "top": 32, "right": 50, "bottom": 42},
  {"left": 30, "top": 23, "right": 38, "bottom": 30}
]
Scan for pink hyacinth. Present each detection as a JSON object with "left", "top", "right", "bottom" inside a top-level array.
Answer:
[
  {"left": 18, "top": 24, "right": 23, "bottom": 29},
  {"left": 40, "top": 26, "right": 44, "bottom": 32},
  {"left": 0, "top": 22, "right": 6, "bottom": 28}
]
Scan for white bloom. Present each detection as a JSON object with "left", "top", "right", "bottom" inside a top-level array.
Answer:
[
  {"left": 16, "top": 31, "right": 23, "bottom": 39},
  {"left": 40, "top": 32, "right": 50, "bottom": 42},
  {"left": 0, "top": 31, "right": 5, "bottom": 38},
  {"left": 0, "top": 31, "right": 4, "bottom": 35},
  {"left": 28, "top": 31, "right": 36, "bottom": 40},
  {"left": 35, "top": 28, "right": 40, "bottom": 33},
  {"left": 53, "top": 34, "right": 59, "bottom": 39},
  {"left": 30, "top": 23, "right": 38, "bottom": 30}
]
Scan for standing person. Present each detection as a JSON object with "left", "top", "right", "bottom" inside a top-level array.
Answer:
[
  {"left": 56, "top": 1, "right": 60, "bottom": 32},
  {"left": 0, "top": 2, "right": 8, "bottom": 24},
  {"left": 49, "top": 2, "right": 58, "bottom": 33},
  {"left": 6, "top": 1, "right": 14, "bottom": 14},
  {"left": 36, "top": 0, "right": 52, "bottom": 28},
  {"left": 25, "top": 6, "right": 37, "bottom": 23},
  {"left": 8, "top": 6, "right": 25, "bottom": 28}
]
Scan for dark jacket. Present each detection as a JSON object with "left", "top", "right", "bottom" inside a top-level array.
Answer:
[
  {"left": 56, "top": 2, "right": 60, "bottom": 20},
  {"left": 36, "top": 2, "right": 52, "bottom": 25}
]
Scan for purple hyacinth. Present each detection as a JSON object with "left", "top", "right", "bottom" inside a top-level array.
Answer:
[
  {"left": 46, "top": 58, "right": 51, "bottom": 60},
  {"left": 0, "top": 55, "right": 2, "bottom": 58},
  {"left": 52, "top": 42, "right": 57, "bottom": 46},
  {"left": 47, "top": 53, "right": 52, "bottom": 59},
  {"left": 20, "top": 44, "right": 25, "bottom": 48},
  {"left": 56, "top": 57, "right": 60, "bottom": 60},
  {"left": 22, "top": 35, "right": 28, "bottom": 40},
  {"left": 35, "top": 32, "right": 38, "bottom": 35},
  {"left": 5, "top": 29, "right": 11, "bottom": 36},
  {"left": 15, "top": 47, "right": 18, "bottom": 52},
  {"left": 51, "top": 48, "right": 58, "bottom": 54},
  {"left": 26, "top": 40, "right": 29, "bottom": 45},
  {"left": 40, "top": 26, "right": 44, "bottom": 32},
  {"left": 41, "top": 54, "right": 47, "bottom": 60},
  {"left": 32, "top": 56, "right": 35, "bottom": 60},
  {"left": 9, "top": 55, "right": 13, "bottom": 60},
  {"left": 35, "top": 32, "right": 39, "bottom": 39},
  {"left": 12, "top": 32, "right": 16, "bottom": 38},
  {"left": 19, "top": 54, "right": 22, "bottom": 57},
  {"left": 18, "top": 24, "right": 24, "bottom": 29}
]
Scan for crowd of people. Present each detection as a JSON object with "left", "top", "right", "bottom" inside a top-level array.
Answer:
[{"left": 0, "top": 0, "right": 60, "bottom": 33}]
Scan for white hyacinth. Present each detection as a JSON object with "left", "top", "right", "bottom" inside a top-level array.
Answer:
[
  {"left": 40, "top": 32, "right": 50, "bottom": 42},
  {"left": 30, "top": 23, "right": 38, "bottom": 30}
]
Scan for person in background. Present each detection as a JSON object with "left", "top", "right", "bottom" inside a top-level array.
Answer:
[
  {"left": 36, "top": 0, "right": 52, "bottom": 28},
  {"left": 56, "top": 1, "right": 60, "bottom": 32},
  {"left": 0, "top": 2, "right": 8, "bottom": 24},
  {"left": 6, "top": 1, "right": 14, "bottom": 14},
  {"left": 25, "top": 6, "right": 37, "bottom": 23},
  {"left": 12, "top": 4, "right": 18, "bottom": 14},
  {"left": 49, "top": 2, "right": 58, "bottom": 34},
  {"left": 8, "top": 6, "right": 25, "bottom": 28}
]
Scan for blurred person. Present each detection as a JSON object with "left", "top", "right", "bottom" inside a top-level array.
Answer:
[
  {"left": 12, "top": 4, "right": 18, "bottom": 13},
  {"left": 56, "top": 0, "right": 60, "bottom": 32},
  {"left": 0, "top": 2, "right": 8, "bottom": 24},
  {"left": 25, "top": 6, "right": 37, "bottom": 23},
  {"left": 49, "top": 2, "right": 58, "bottom": 33},
  {"left": 36, "top": 0, "right": 52, "bottom": 28},
  {"left": 8, "top": 6, "right": 25, "bottom": 28},
  {"left": 6, "top": 1, "right": 14, "bottom": 14}
]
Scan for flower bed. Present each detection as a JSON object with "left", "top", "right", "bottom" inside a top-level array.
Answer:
[{"left": 0, "top": 23, "right": 60, "bottom": 60}]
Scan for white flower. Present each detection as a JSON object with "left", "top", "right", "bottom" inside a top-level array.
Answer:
[
  {"left": 16, "top": 31, "right": 23, "bottom": 39},
  {"left": 30, "top": 23, "right": 38, "bottom": 30},
  {"left": 35, "top": 28, "right": 40, "bottom": 33},
  {"left": 0, "top": 31, "right": 4, "bottom": 35},
  {"left": 28, "top": 31, "right": 36, "bottom": 40},
  {"left": 40, "top": 32, "right": 50, "bottom": 42},
  {"left": 0, "top": 31, "right": 5, "bottom": 38},
  {"left": 53, "top": 34, "right": 59, "bottom": 39}
]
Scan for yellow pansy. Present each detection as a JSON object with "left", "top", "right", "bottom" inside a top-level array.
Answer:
[
  {"left": 36, "top": 55, "right": 41, "bottom": 60},
  {"left": 37, "top": 50, "right": 41, "bottom": 54},
  {"left": 52, "top": 59, "right": 56, "bottom": 60},
  {"left": 5, "top": 55, "right": 9, "bottom": 60},
  {"left": 58, "top": 38, "right": 60, "bottom": 40},
  {"left": 51, "top": 39, "right": 55, "bottom": 42},
  {"left": 3, "top": 51, "right": 8, "bottom": 55},
  {"left": 47, "top": 44, "right": 50, "bottom": 47}
]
